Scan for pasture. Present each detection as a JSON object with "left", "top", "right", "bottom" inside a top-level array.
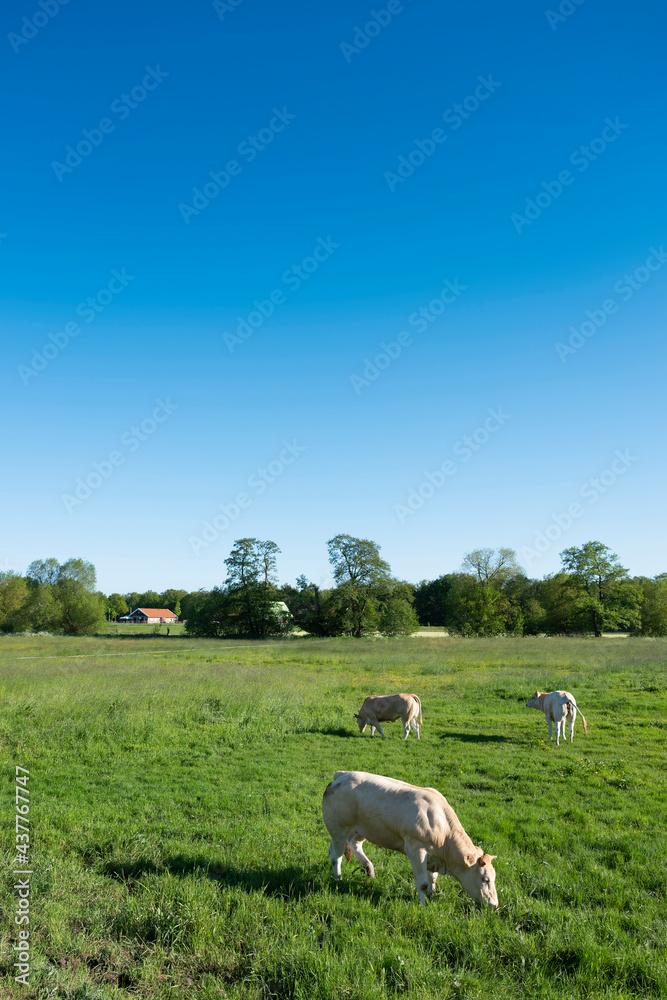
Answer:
[{"left": 1, "top": 635, "right": 666, "bottom": 999}]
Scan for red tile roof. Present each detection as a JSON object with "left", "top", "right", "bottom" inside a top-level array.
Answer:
[{"left": 135, "top": 608, "right": 177, "bottom": 616}]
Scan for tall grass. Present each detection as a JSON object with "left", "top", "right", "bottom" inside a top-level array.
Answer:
[{"left": 1, "top": 635, "right": 666, "bottom": 998}]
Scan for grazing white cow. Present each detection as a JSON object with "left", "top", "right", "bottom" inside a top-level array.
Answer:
[
  {"left": 322, "top": 770, "right": 498, "bottom": 908},
  {"left": 525, "top": 690, "right": 588, "bottom": 746},
  {"left": 354, "top": 693, "right": 422, "bottom": 740}
]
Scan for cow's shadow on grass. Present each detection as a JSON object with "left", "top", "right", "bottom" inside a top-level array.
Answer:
[
  {"left": 440, "top": 731, "right": 513, "bottom": 744},
  {"left": 100, "top": 855, "right": 385, "bottom": 903},
  {"left": 302, "top": 726, "right": 356, "bottom": 738}
]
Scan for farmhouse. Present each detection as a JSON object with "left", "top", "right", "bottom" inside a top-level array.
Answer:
[{"left": 120, "top": 607, "right": 178, "bottom": 624}]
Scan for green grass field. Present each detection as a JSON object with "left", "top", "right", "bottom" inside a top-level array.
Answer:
[{"left": 1, "top": 635, "right": 666, "bottom": 999}]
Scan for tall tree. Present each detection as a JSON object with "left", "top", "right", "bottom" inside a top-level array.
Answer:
[
  {"left": 26, "top": 558, "right": 60, "bottom": 587},
  {"left": 327, "top": 534, "right": 392, "bottom": 637},
  {"left": 58, "top": 558, "right": 97, "bottom": 591},
  {"left": 257, "top": 540, "right": 281, "bottom": 587},
  {"left": 461, "top": 548, "right": 522, "bottom": 588},
  {"left": 560, "top": 541, "right": 641, "bottom": 636},
  {"left": 327, "top": 534, "right": 391, "bottom": 587},
  {"left": 224, "top": 538, "right": 262, "bottom": 588}
]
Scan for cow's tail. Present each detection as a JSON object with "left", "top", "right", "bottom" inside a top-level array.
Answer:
[
  {"left": 344, "top": 843, "right": 352, "bottom": 863},
  {"left": 568, "top": 700, "right": 588, "bottom": 735}
]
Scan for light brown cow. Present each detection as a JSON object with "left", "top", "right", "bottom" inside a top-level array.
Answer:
[
  {"left": 322, "top": 770, "right": 498, "bottom": 908},
  {"left": 354, "top": 693, "right": 422, "bottom": 740},
  {"left": 525, "top": 690, "right": 588, "bottom": 746}
]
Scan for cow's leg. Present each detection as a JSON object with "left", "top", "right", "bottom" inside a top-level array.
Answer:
[
  {"left": 547, "top": 716, "right": 553, "bottom": 740},
  {"left": 404, "top": 843, "right": 430, "bottom": 904},
  {"left": 373, "top": 721, "right": 386, "bottom": 739},
  {"left": 569, "top": 709, "right": 576, "bottom": 743},
  {"left": 412, "top": 718, "right": 420, "bottom": 740},
  {"left": 369, "top": 725, "right": 375, "bottom": 737},
  {"left": 328, "top": 836, "right": 347, "bottom": 880},
  {"left": 403, "top": 720, "right": 410, "bottom": 739},
  {"left": 347, "top": 835, "right": 375, "bottom": 878},
  {"left": 426, "top": 854, "right": 439, "bottom": 896}
]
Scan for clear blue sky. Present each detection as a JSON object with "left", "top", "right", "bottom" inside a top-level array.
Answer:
[{"left": 2, "top": 0, "right": 665, "bottom": 593}]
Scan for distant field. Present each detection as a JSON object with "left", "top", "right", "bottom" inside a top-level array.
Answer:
[
  {"left": 1, "top": 635, "right": 666, "bottom": 999},
  {"left": 104, "top": 622, "right": 187, "bottom": 636}
]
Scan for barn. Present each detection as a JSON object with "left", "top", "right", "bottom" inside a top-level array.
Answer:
[{"left": 119, "top": 608, "right": 178, "bottom": 624}]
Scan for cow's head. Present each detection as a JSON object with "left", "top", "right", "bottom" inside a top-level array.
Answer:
[
  {"left": 525, "top": 691, "right": 543, "bottom": 710},
  {"left": 458, "top": 852, "right": 498, "bottom": 909},
  {"left": 353, "top": 712, "right": 367, "bottom": 734}
]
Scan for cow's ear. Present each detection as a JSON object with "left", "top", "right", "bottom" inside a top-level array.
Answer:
[
  {"left": 353, "top": 713, "right": 359, "bottom": 718},
  {"left": 463, "top": 852, "right": 477, "bottom": 867}
]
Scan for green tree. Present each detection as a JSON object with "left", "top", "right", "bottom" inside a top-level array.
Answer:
[
  {"left": 461, "top": 547, "right": 523, "bottom": 587},
  {"left": 23, "top": 557, "right": 105, "bottom": 634},
  {"left": 136, "top": 590, "right": 162, "bottom": 609},
  {"left": 327, "top": 534, "right": 392, "bottom": 637},
  {"left": 449, "top": 582, "right": 508, "bottom": 636},
  {"left": 281, "top": 578, "right": 344, "bottom": 637},
  {"left": 560, "top": 541, "right": 641, "bottom": 636},
  {"left": 257, "top": 540, "right": 281, "bottom": 587},
  {"left": 108, "top": 593, "right": 129, "bottom": 619},
  {"left": 186, "top": 539, "right": 286, "bottom": 637},
  {"left": 413, "top": 575, "right": 461, "bottom": 627},
  {"left": 0, "top": 572, "right": 30, "bottom": 632},
  {"left": 534, "top": 573, "right": 584, "bottom": 635},
  {"left": 632, "top": 576, "right": 667, "bottom": 636},
  {"left": 160, "top": 589, "right": 188, "bottom": 612},
  {"left": 184, "top": 588, "right": 234, "bottom": 637},
  {"left": 378, "top": 596, "right": 420, "bottom": 637},
  {"left": 26, "top": 558, "right": 60, "bottom": 587},
  {"left": 54, "top": 560, "right": 106, "bottom": 635},
  {"left": 225, "top": 538, "right": 263, "bottom": 588}
]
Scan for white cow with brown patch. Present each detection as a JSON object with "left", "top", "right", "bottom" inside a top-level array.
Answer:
[
  {"left": 354, "top": 693, "right": 422, "bottom": 740},
  {"left": 322, "top": 770, "right": 498, "bottom": 908},
  {"left": 525, "top": 690, "right": 588, "bottom": 746}
]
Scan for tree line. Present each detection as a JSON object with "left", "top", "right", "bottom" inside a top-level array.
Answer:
[{"left": 0, "top": 538, "right": 665, "bottom": 637}]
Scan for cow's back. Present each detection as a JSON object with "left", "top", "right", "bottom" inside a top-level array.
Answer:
[
  {"left": 322, "top": 771, "right": 454, "bottom": 854},
  {"left": 545, "top": 690, "right": 575, "bottom": 716},
  {"left": 360, "top": 693, "right": 417, "bottom": 720}
]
